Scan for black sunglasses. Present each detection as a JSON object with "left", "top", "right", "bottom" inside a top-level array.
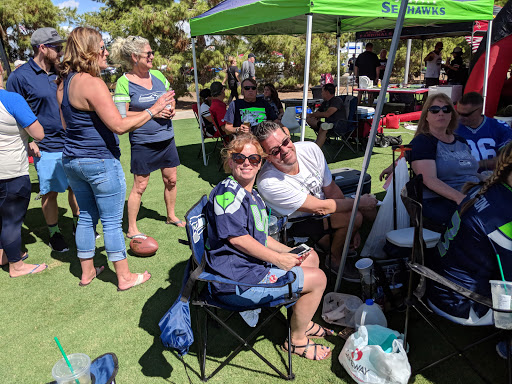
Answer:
[
  {"left": 458, "top": 107, "right": 480, "bottom": 117},
  {"left": 143, "top": 51, "right": 155, "bottom": 57},
  {"left": 45, "top": 44, "right": 63, "bottom": 53},
  {"left": 243, "top": 86, "right": 257, "bottom": 90},
  {"left": 428, "top": 105, "right": 452, "bottom": 114},
  {"left": 268, "top": 137, "right": 291, "bottom": 157},
  {"left": 231, "top": 153, "right": 262, "bottom": 165}
]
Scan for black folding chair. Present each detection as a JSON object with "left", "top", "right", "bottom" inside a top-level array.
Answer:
[
  {"left": 401, "top": 176, "right": 512, "bottom": 383},
  {"left": 185, "top": 195, "right": 298, "bottom": 381},
  {"left": 327, "top": 95, "right": 359, "bottom": 158}
]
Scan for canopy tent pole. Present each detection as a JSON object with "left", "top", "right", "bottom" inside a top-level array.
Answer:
[
  {"left": 334, "top": 0, "right": 410, "bottom": 292},
  {"left": 404, "top": 39, "right": 412, "bottom": 84},
  {"left": 337, "top": 34, "right": 341, "bottom": 96},
  {"left": 191, "top": 37, "right": 207, "bottom": 166},
  {"left": 482, "top": 19, "right": 493, "bottom": 115},
  {"left": 300, "top": 13, "right": 313, "bottom": 141}
]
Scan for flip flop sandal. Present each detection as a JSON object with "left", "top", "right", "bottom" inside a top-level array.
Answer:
[
  {"left": 126, "top": 233, "right": 147, "bottom": 239},
  {"left": 117, "top": 272, "right": 151, "bottom": 292},
  {"left": 10, "top": 263, "right": 48, "bottom": 278},
  {"left": 281, "top": 338, "right": 331, "bottom": 361},
  {"left": 166, "top": 219, "right": 185, "bottom": 227},
  {"left": 79, "top": 266, "right": 105, "bottom": 287},
  {"left": 306, "top": 323, "right": 336, "bottom": 338}
]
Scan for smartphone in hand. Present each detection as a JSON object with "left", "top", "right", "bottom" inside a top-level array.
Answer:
[{"left": 290, "top": 244, "right": 311, "bottom": 264}]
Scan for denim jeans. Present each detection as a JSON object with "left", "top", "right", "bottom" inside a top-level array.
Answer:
[
  {"left": 63, "top": 157, "right": 127, "bottom": 261},
  {"left": 0, "top": 175, "right": 31, "bottom": 263}
]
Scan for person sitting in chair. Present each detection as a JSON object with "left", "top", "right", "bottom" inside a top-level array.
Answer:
[
  {"left": 428, "top": 141, "right": 512, "bottom": 357},
  {"left": 306, "top": 83, "right": 345, "bottom": 148},
  {"left": 205, "top": 133, "right": 333, "bottom": 361}
]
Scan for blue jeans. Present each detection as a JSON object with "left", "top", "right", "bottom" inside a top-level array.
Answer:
[
  {"left": 63, "top": 157, "right": 127, "bottom": 261},
  {"left": 0, "top": 175, "right": 31, "bottom": 263}
]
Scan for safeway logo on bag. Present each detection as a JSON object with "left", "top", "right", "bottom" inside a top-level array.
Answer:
[
  {"left": 351, "top": 348, "right": 363, "bottom": 361},
  {"left": 345, "top": 351, "right": 370, "bottom": 376}
]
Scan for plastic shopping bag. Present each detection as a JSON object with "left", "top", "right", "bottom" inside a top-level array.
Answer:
[
  {"left": 361, "top": 158, "right": 410, "bottom": 259},
  {"left": 339, "top": 325, "right": 411, "bottom": 384}
]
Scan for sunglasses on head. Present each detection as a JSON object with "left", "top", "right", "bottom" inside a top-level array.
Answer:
[
  {"left": 458, "top": 107, "right": 480, "bottom": 117},
  {"left": 243, "top": 86, "right": 257, "bottom": 90},
  {"left": 231, "top": 153, "right": 262, "bottom": 165},
  {"left": 428, "top": 105, "right": 452, "bottom": 114},
  {"left": 45, "top": 44, "right": 63, "bottom": 53},
  {"left": 268, "top": 136, "right": 291, "bottom": 157}
]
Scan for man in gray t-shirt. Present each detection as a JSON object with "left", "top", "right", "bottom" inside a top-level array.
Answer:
[
  {"left": 241, "top": 53, "right": 256, "bottom": 82},
  {"left": 306, "top": 83, "right": 346, "bottom": 148}
]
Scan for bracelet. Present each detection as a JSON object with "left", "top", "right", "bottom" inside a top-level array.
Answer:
[{"left": 145, "top": 109, "right": 154, "bottom": 119}]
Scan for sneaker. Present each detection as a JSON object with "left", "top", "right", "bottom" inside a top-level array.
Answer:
[
  {"left": 49, "top": 232, "right": 69, "bottom": 252},
  {"left": 320, "top": 122, "right": 334, "bottom": 131},
  {"left": 496, "top": 341, "right": 512, "bottom": 359}
]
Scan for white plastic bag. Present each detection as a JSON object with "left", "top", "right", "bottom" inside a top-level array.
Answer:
[
  {"left": 339, "top": 325, "right": 411, "bottom": 384},
  {"left": 361, "top": 158, "right": 410, "bottom": 259},
  {"left": 321, "top": 292, "right": 363, "bottom": 327}
]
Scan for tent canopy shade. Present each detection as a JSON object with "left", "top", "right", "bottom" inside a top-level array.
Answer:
[{"left": 190, "top": 0, "right": 494, "bottom": 37}]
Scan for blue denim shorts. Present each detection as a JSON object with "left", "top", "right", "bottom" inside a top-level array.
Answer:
[
  {"left": 218, "top": 266, "right": 304, "bottom": 307},
  {"left": 33, "top": 151, "right": 69, "bottom": 195}
]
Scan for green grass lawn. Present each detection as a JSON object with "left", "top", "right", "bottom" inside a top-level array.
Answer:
[{"left": 0, "top": 119, "right": 508, "bottom": 383}]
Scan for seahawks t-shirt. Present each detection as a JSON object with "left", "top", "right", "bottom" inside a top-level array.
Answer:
[
  {"left": 224, "top": 98, "right": 277, "bottom": 130},
  {"left": 114, "top": 70, "right": 173, "bottom": 144},
  {"left": 456, "top": 116, "right": 512, "bottom": 162},
  {"left": 429, "top": 183, "right": 512, "bottom": 318},
  {"left": 206, "top": 176, "right": 270, "bottom": 294}
]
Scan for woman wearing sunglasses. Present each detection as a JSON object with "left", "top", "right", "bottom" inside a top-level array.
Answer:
[
  {"left": 205, "top": 133, "right": 332, "bottom": 361},
  {"left": 410, "top": 93, "right": 479, "bottom": 229},
  {"left": 110, "top": 36, "right": 185, "bottom": 239}
]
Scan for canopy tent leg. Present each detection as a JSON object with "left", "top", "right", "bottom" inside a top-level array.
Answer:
[
  {"left": 300, "top": 13, "right": 313, "bottom": 142},
  {"left": 337, "top": 34, "right": 341, "bottom": 96},
  {"left": 334, "top": 0, "right": 410, "bottom": 292},
  {"left": 404, "top": 39, "right": 412, "bottom": 84},
  {"left": 191, "top": 38, "right": 207, "bottom": 166},
  {"left": 482, "top": 19, "right": 493, "bottom": 115}
]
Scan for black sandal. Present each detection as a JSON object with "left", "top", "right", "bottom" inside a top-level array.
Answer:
[
  {"left": 306, "top": 322, "right": 335, "bottom": 338},
  {"left": 282, "top": 338, "right": 331, "bottom": 361}
]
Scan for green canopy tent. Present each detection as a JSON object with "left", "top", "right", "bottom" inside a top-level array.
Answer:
[{"left": 189, "top": 0, "right": 494, "bottom": 290}]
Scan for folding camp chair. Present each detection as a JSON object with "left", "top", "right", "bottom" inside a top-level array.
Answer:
[
  {"left": 326, "top": 95, "right": 359, "bottom": 159},
  {"left": 184, "top": 195, "right": 299, "bottom": 381},
  {"left": 400, "top": 176, "right": 512, "bottom": 383},
  {"left": 191, "top": 104, "right": 229, "bottom": 165}
]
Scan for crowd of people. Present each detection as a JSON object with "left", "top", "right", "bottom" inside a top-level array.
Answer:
[{"left": 2, "top": 25, "right": 512, "bottom": 364}]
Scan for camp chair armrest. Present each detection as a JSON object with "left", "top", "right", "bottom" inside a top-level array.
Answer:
[{"left": 198, "top": 270, "right": 296, "bottom": 288}]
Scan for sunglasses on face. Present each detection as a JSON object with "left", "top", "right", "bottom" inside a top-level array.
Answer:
[
  {"left": 231, "top": 153, "right": 262, "bottom": 165},
  {"left": 99, "top": 45, "right": 107, "bottom": 52},
  {"left": 428, "top": 105, "right": 452, "bottom": 114},
  {"left": 143, "top": 51, "right": 155, "bottom": 57},
  {"left": 268, "top": 137, "right": 291, "bottom": 157},
  {"left": 45, "top": 44, "right": 63, "bottom": 53},
  {"left": 458, "top": 107, "right": 480, "bottom": 117},
  {"left": 243, "top": 86, "right": 257, "bottom": 90}
]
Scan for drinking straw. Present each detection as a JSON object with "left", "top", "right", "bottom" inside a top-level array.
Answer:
[
  {"left": 496, "top": 253, "right": 509, "bottom": 295},
  {"left": 54, "top": 337, "right": 80, "bottom": 384}
]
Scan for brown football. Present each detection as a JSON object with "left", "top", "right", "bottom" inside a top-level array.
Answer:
[{"left": 129, "top": 236, "right": 159, "bottom": 257}]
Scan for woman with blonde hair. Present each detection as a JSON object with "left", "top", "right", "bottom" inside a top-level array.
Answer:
[
  {"left": 206, "top": 133, "right": 332, "bottom": 361},
  {"left": 222, "top": 56, "right": 240, "bottom": 103},
  {"left": 57, "top": 27, "right": 173, "bottom": 290},
  {"left": 409, "top": 93, "right": 479, "bottom": 229},
  {"left": 110, "top": 35, "right": 184, "bottom": 238}
]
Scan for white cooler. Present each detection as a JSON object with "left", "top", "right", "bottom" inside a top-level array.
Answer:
[{"left": 428, "top": 85, "right": 463, "bottom": 103}]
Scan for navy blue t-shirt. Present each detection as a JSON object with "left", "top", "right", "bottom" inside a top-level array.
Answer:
[
  {"left": 429, "top": 183, "right": 512, "bottom": 318},
  {"left": 206, "top": 176, "right": 270, "bottom": 295},
  {"left": 6, "top": 59, "right": 65, "bottom": 152}
]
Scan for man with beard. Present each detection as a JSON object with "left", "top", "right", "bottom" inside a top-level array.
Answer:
[{"left": 7, "top": 27, "right": 79, "bottom": 252}]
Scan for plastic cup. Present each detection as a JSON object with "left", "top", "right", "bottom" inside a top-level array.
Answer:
[
  {"left": 355, "top": 258, "right": 373, "bottom": 277},
  {"left": 490, "top": 280, "right": 512, "bottom": 330},
  {"left": 268, "top": 215, "right": 279, "bottom": 241},
  {"left": 52, "top": 353, "right": 91, "bottom": 384}
]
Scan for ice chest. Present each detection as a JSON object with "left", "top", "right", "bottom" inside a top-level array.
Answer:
[{"left": 332, "top": 167, "right": 371, "bottom": 195}]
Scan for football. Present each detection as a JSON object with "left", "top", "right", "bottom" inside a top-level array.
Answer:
[{"left": 129, "top": 236, "right": 159, "bottom": 257}]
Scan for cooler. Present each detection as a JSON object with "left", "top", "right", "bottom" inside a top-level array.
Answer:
[
  {"left": 357, "top": 106, "right": 375, "bottom": 119},
  {"left": 331, "top": 167, "right": 371, "bottom": 195},
  {"left": 428, "top": 85, "right": 463, "bottom": 103}
]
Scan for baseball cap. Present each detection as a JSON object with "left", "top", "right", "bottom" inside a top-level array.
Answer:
[
  {"left": 248, "top": 53, "right": 256, "bottom": 59},
  {"left": 31, "top": 27, "right": 66, "bottom": 46},
  {"left": 452, "top": 47, "right": 463, "bottom": 54},
  {"left": 210, "top": 81, "right": 225, "bottom": 97}
]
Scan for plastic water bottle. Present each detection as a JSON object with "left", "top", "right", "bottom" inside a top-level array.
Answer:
[{"left": 354, "top": 299, "right": 388, "bottom": 329}]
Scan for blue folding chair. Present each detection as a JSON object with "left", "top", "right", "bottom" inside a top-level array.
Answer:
[{"left": 184, "top": 195, "right": 299, "bottom": 381}]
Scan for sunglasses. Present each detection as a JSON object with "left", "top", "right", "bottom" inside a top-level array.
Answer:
[
  {"left": 143, "top": 51, "right": 155, "bottom": 57},
  {"left": 428, "top": 105, "right": 452, "bottom": 114},
  {"left": 45, "top": 44, "right": 63, "bottom": 53},
  {"left": 268, "top": 136, "right": 291, "bottom": 157},
  {"left": 100, "top": 45, "right": 107, "bottom": 52},
  {"left": 458, "top": 107, "right": 480, "bottom": 117},
  {"left": 231, "top": 153, "right": 262, "bottom": 165},
  {"left": 243, "top": 86, "right": 257, "bottom": 90}
]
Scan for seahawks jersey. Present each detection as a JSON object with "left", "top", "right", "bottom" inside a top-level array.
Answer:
[
  {"left": 429, "top": 183, "right": 512, "bottom": 318},
  {"left": 206, "top": 176, "right": 270, "bottom": 294},
  {"left": 457, "top": 116, "right": 512, "bottom": 161}
]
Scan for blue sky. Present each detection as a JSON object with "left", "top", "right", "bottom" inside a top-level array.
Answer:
[{"left": 52, "top": 0, "right": 101, "bottom": 14}]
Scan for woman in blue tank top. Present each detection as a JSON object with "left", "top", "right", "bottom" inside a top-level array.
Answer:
[
  {"left": 56, "top": 27, "right": 173, "bottom": 291},
  {"left": 110, "top": 35, "right": 185, "bottom": 240}
]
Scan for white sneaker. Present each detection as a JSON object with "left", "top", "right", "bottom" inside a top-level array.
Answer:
[{"left": 320, "top": 122, "right": 334, "bottom": 131}]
